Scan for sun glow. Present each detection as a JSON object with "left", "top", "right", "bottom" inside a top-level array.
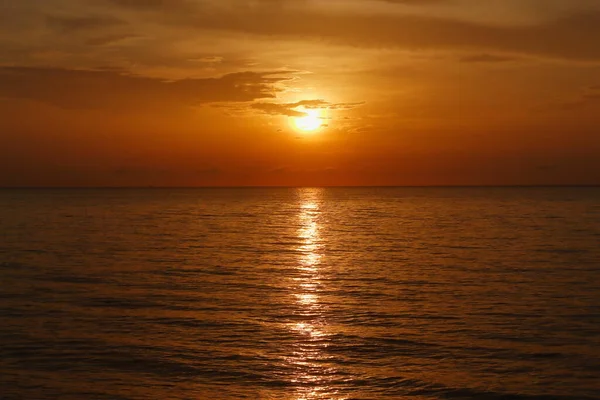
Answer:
[{"left": 293, "top": 109, "right": 323, "bottom": 132}]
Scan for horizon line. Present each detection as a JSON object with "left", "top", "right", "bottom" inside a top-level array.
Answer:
[{"left": 1, "top": 185, "right": 599, "bottom": 189}]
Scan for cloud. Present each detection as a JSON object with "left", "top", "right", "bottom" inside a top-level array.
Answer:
[
  {"left": 0, "top": 67, "right": 293, "bottom": 111},
  {"left": 459, "top": 53, "right": 518, "bottom": 63},
  {"left": 84, "top": 33, "right": 139, "bottom": 46},
  {"left": 252, "top": 102, "right": 309, "bottom": 117},
  {"left": 106, "top": 1, "right": 600, "bottom": 62},
  {"left": 101, "top": 0, "right": 196, "bottom": 13},
  {"left": 103, "top": 0, "right": 191, "bottom": 10},
  {"left": 327, "top": 102, "right": 366, "bottom": 110},
  {"left": 251, "top": 100, "right": 363, "bottom": 116},
  {"left": 557, "top": 85, "right": 600, "bottom": 110},
  {"left": 45, "top": 14, "right": 124, "bottom": 33},
  {"left": 189, "top": 56, "right": 224, "bottom": 64},
  {"left": 251, "top": 100, "right": 329, "bottom": 116}
]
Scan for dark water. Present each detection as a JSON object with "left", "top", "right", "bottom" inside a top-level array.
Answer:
[{"left": 1, "top": 187, "right": 599, "bottom": 399}]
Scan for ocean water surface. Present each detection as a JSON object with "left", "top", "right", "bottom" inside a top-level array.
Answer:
[{"left": 1, "top": 187, "right": 599, "bottom": 399}]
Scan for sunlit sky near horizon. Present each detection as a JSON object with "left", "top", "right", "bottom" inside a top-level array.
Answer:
[{"left": 1, "top": 0, "right": 599, "bottom": 186}]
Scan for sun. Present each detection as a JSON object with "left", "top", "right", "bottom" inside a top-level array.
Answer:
[{"left": 293, "top": 109, "right": 323, "bottom": 132}]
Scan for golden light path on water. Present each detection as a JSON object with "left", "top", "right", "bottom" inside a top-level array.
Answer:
[{"left": 288, "top": 188, "right": 344, "bottom": 400}]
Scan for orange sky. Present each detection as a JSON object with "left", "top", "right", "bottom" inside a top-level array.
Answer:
[{"left": 1, "top": 0, "right": 599, "bottom": 186}]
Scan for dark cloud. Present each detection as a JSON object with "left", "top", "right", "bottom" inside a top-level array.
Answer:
[
  {"left": 45, "top": 14, "right": 124, "bottom": 33},
  {"left": 251, "top": 100, "right": 363, "bottom": 116},
  {"left": 84, "top": 33, "right": 139, "bottom": 46},
  {"left": 104, "top": 0, "right": 178, "bottom": 8},
  {"left": 0, "top": 67, "right": 292, "bottom": 111},
  {"left": 556, "top": 85, "right": 600, "bottom": 111},
  {"left": 102, "top": 0, "right": 194, "bottom": 11},
  {"left": 251, "top": 100, "right": 329, "bottom": 116},
  {"left": 252, "top": 102, "right": 308, "bottom": 117}
]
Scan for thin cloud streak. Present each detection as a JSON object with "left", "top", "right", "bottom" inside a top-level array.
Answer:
[
  {"left": 99, "top": 0, "right": 600, "bottom": 61},
  {"left": 0, "top": 67, "right": 294, "bottom": 110}
]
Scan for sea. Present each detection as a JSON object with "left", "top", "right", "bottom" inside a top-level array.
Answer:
[{"left": 0, "top": 187, "right": 599, "bottom": 400}]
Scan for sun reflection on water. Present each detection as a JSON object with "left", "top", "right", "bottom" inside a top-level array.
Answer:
[
  {"left": 297, "top": 201, "right": 322, "bottom": 271},
  {"left": 287, "top": 188, "right": 340, "bottom": 400}
]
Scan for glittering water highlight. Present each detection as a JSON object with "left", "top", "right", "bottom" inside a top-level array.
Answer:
[{"left": 1, "top": 187, "right": 599, "bottom": 399}]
